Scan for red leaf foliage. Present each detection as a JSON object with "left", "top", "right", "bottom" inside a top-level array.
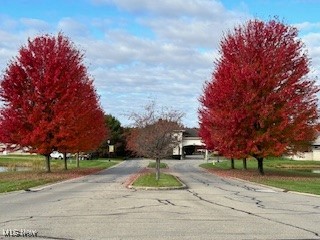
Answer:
[
  {"left": 199, "top": 19, "right": 319, "bottom": 159},
  {"left": 0, "top": 33, "right": 107, "bottom": 155}
]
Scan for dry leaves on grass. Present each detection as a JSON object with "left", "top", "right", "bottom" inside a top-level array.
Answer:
[{"left": 206, "top": 168, "right": 319, "bottom": 182}]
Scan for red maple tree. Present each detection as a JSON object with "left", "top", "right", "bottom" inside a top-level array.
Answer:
[
  {"left": 0, "top": 33, "right": 106, "bottom": 172},
  {"left": 199, "top": 19, "right": 319, "bottom": 175},
  {"left": 52, "top": 80, "right": 107, "bottom": 169}
]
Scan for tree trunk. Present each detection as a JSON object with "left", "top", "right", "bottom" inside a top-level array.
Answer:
[
  {"left": 155, "top": 158, "right": 160, "bottom": 181},
  {"left": 45, "top": 154, "right": 51, "bottom": 173},
  {"left": 231, "top": 158, "right": 235, "bottom": 169},
  {"left": 63, "top": 152, "right": 67, "bottom": 170},
  {"left": 257, "top": 157, "right": 264, "bottom": 175},
  {"left": 76, "top": 152, "right": 80, "bottom": 168},
  {"left": 243, "top": 158, "right": 247, "bottom": 170}
]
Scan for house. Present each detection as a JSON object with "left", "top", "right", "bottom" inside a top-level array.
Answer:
[
  {"left": 290, "top": 136, "right": 320, "bottom": 161},
  {"left": 172, "top": 128, "right": 205, "bottom": 159},
  {"left": 171, "top": 129, "right": 320, "bottom": 161}
]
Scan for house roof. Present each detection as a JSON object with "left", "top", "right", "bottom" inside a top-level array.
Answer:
[{"left": 184, "top": 128, "right": 199, "bottom": 137}]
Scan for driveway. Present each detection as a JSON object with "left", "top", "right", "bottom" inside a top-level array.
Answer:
[{"left": 0, "top": 158, "right": 319, "bottom": 240}]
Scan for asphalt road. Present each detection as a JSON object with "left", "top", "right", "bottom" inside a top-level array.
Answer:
[{"left": 0, "top": 158, "right": 320, "bottom": 240}]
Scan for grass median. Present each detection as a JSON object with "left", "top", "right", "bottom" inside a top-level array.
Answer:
[
  {"left": 147, "top": 161, "right": 168, "bottom": 168},
  {"left": 132, "top": 172, "right": 182, "bottom": 188},
  {"left": 0, "top": 155, "right": 121, "bottom": 193},
  {"left": 200, "top": 157, "right": 320, "bottom": 195}
]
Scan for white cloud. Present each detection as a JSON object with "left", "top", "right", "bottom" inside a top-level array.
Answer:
[
  {"left": 295, "top": 22, "right": 312, "bottom": 30},
  {"left": 102, "top": 0, "right": 224, "bottom": 19},
  {"left": 302, "top": 32, "right": 320, "bottom": 79},
  {"left": 20, "top": 18, "right": 50, "bottom": 30},
  {"left": 57, "top": 18, "right": 89, "bottom": 37},
  {"left": 2, "top": 1, "right": 319, "bottom": 127},
  {"left": 0, "top": 1, "right": 250, "bottom": 127},
  {"left": 85, "top": 1, "right": 249, "bottom": 126}
]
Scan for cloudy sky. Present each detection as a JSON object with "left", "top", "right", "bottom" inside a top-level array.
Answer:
[{"left": 0, "top": 0, "right": 319, "bottom": 127}]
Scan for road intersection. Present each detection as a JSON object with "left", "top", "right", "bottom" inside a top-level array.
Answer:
[{"left": 1, "top": 158, "right": 319, "bottom": 239}]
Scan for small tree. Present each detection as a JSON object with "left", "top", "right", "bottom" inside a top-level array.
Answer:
[
  {"left": 0, "top": 33, "right": 106, "bottom": 172},
  {"left": 199, "top": 19, "right": 319, "bottom": 175},
  {"left": 127, "top": 102, "right": 184, "bottom": 180}
]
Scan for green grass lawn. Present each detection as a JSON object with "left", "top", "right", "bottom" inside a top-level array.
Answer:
[
  {"left": 0, "top": 154, "right": 121, "bottom": 193},
  {"left": 256, "top": 178, "right": 320, "bottom": 195},
  {"left": 132, "top": 173, "right": 182, "bottom": 188},
  {"left": 200, "top": 157, "right": 320, "bottom": 195},
  {"left": 0, "top": 154, "right": 119, "bottom": 169},
  {"left": 0, "top": 154, "right": 43, "bottom": 167},
  {"left": 147, "top": 161, "right": 168, "bottom": 168}
]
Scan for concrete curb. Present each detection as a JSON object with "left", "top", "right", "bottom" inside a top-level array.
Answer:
[
  {"left": 28, "top": 160, "right": 126, "bottom": 192},
  {"left": 231, "top": 176, "right": 320, "bottom": 198},
  {"left": 1, "top": 161, "right": 126, "bottom": 194},
  {"left": 203, "top": 168, "right": 320, "bottom": 198}
]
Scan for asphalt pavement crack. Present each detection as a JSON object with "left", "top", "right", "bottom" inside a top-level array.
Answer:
[
  {"left": 119, "top": 204, "right": 160, "bottom": 210},
  {"left": 0, "top": 216, "right": 33, "bottom": 224},
  {"left": 36, "top": 235, "right": 75, "bottom": 240},
  {"left": 186, "top": 189, "right": 320, "bottom": 238},
  {"left": 234, "top": 191, "right": 266, "bottom": 209},
  {"left": 191, "top": 174, "right": 267, "bottom": 209},
  {"left": 199, "top": 172, "right": 318, "bottom": 214},
  {"left": 157, "top": 199, "right": 175, "bottom": 206}
]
